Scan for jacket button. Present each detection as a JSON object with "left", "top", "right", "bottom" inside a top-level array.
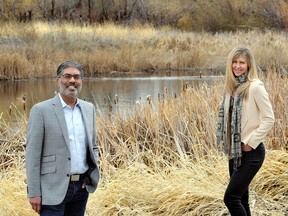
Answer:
[
  {"left": 67, "top": 174, "right": 69, "bottom": 177},
  {"left": 68, "top": 157, "right": 71, "bottom": 160}
]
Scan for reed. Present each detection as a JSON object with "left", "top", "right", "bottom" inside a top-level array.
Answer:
[
  {"left": 1, "top": 21, "right": 288, "bottom": 80},
  {"left": 0, "top": 69, "right": 287, "bottom": 215}
]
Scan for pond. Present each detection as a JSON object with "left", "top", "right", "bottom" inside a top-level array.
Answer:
[{"left": 0, "top": 74, "right": 223, "bottom": 119}]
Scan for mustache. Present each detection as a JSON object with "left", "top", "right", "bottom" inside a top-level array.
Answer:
[
  {"left": 66, "top": 85, "right": 78, "bottom": 88},
  {"left": 65, "top": 84, "right": 82, "bottom": 93}
]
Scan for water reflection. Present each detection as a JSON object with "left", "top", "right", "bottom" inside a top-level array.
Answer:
[{"left": 0, "top": 75, "right": 223, "bottom": 119}]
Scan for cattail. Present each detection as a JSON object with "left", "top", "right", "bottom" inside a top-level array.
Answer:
[
  {"left": 135, "top": 100, "right": 141, "bottom": 108},
  {"left": 146, "top": 95, "right": 152, "bottom": 105},
  {"left": 9, "top": 104, "right": 12, "bottom": 115},
  {"left": 173, "top": 92, "right": 177, "bottom": 98},
  {"left": 22, "top": 95, "right": 26, "bottom": 111},
  {"left": 183, "top": 82, "right": 189, "bottom": 92},
  {"left": 163, "top": 87, "right": 168, "bottom": 100},
  {"left": 114, "top": 95, "right": 119, "bottom": 104}
]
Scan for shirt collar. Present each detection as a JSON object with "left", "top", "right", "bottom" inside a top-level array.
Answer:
[{"left": 58, "top": 93, "right": 79, "bottom": 108}]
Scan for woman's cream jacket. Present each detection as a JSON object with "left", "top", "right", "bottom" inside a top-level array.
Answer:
[{"left": 241, "top": 79, "right": 275, "bottom": 149}]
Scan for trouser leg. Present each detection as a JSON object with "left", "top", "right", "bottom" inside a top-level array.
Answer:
[
  {"left": 224, "top": 143, "right": 265, "bottom": 216},
  {"left": 41, "top": 177, "right": 89, "bottom": 216}
]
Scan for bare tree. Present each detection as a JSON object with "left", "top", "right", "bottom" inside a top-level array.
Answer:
[
  {"left": 1, "top": 0, "right": 288, "bottom": 31},
  {"left": 127, "top": 0, "right": 147, "bottom": 23}
]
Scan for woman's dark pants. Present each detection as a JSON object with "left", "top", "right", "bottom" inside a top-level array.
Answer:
[{"left": 224, "top": 143, "right": 265, "bottom": 216}]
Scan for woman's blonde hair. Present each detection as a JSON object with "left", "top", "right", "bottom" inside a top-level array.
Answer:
[{"left": 224, "top": 46, "right": 258, "bottom": 99}]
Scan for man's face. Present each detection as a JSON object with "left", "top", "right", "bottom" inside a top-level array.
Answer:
[{"left": 57, "top": 67, "right": 83, "bottom": 99}]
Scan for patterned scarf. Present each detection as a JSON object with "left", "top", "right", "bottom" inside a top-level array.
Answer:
[{"left": 217, "top": 72, "right": 248, "bottom": 170}]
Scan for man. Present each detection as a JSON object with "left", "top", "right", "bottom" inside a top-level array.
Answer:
[{"left": 26, "top": 61, "right": 100, "bottom": 215}]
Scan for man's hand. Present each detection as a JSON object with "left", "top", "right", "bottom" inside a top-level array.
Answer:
[
  {"left": 82, "top": 182, "right": 86, "bottom": 189},
  {"left": 29, "top": 196, "right": 41, "bottom": 214}
]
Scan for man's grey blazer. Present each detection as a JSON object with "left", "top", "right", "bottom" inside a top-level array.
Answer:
[{"left": 26, "top": 94, "right": 100, "bottom": 205}]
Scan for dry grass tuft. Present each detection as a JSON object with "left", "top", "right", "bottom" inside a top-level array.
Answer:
[
  {"left": 0, "top": 169, "right": 31, "bottom": 215},
  {"left": 252, "top": 150, "right": 288, "bottom": 214},
  {"left": 89, "top": 153, "right": 227, "bottom": 215},
  {"left": 87, "top": 150, "right": 287, "bottom": 215}
]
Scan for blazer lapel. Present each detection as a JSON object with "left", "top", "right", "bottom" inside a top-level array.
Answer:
[
  {"left": 79, "top": 101, "right": 92, "bottom": 146},
  {"left": 52, "top": 95, "right": 70, "bottom": 149}
]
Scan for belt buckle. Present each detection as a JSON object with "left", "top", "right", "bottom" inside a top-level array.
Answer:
[{"left": 71, "top": 174, "right": 80, "bottom": 181}]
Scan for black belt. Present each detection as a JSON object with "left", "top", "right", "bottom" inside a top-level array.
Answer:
[{"left": 70, "top": 173, "right": 85, "bottom": 182}]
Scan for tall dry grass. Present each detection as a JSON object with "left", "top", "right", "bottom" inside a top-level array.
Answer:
[
  {"left": 1, "top": 21, "right": 288, "bottom": 80},
  {"left": 96, "top": 72, "right": 287, "bottom": 176},
  {"left": 0, "top": 68, "right": 287, "bottom": 215}
]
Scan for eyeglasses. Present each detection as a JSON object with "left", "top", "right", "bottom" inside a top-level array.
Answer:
[{"left": 60, "top": 74, "right": 83, "bottom": 81}]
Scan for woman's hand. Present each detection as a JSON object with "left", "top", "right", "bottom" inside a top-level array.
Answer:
[{"left": 242, "top": 143, "right": 253, "bottom": 152}]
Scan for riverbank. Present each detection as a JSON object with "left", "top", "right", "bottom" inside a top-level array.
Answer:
[
  {"left": 0, "top": 69, "right": 287, "bottom": 215},
  {"left": 1, "top": 21, "right": 288, "bottom": 80}
]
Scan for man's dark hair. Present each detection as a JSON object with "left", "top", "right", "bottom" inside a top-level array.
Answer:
[{"left": 56, "top": 61, "right": 84, "bottom": 77}]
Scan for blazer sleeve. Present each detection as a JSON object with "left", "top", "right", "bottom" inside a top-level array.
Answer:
[
  {"left": 245, "top": 80, "right": 275, "bottom": 148},
  {"left": 26, "top": 105, "right": 44, "bottom": 198}
]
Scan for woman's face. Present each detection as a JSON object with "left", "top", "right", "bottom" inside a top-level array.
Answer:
[{"left": 232, "top": 56, "right": 248, "bottom": 77}]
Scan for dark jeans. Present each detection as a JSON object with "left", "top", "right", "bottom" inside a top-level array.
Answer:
[
  {"left": 41, "top": 179, "right": 89, "bottom": 216},
  {"left": 224, "top": 143, "right": 265, "bottom": 216}
]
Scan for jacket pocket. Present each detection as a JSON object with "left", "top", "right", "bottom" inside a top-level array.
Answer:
[
  {"left": 41, "top": 166, "right": 56, "bottom": 175},
  {"left": 41, "top": 155, "right": 56, "bottom": 175},
  {"left": 42, "top": 155, "right": 56, "bottom": 163}
]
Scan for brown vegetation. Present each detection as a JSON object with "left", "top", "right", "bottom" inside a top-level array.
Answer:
[
  {"left": 1, "top": 0, "right": 288, "bottom": 31},
  {"left": 0, "top": 69, "right": 287, "bottom": 215},
  {"left": 1, "top": 21, "right": 288, "bottom": 80}
]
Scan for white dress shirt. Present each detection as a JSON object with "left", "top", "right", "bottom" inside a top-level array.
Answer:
[{"left": 59, "top": 94, "right": 89, "bottom": 174}]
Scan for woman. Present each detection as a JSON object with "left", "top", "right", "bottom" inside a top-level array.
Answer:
[{"left": 216, "top": 47, "right": 275, "bottom": 215}]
